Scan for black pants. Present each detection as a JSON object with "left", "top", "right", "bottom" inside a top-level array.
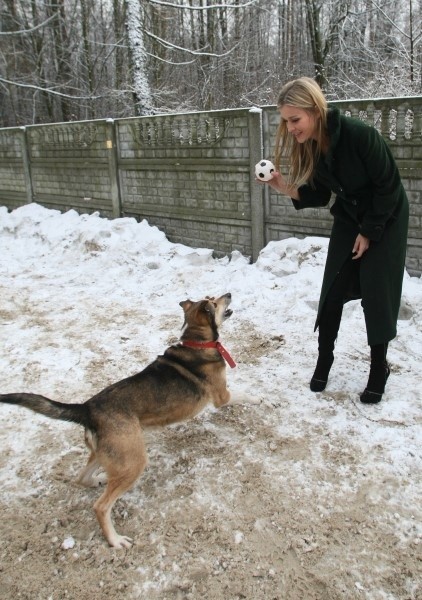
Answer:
[
  {"left": 319, "top": 255, "right": 387, "bottom": 364},
  {"left": 318, "top": 254, "right": 361, "bottom": 354}
]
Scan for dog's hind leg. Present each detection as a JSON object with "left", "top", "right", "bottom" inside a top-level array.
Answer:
[{"left": 93, "top": 423, "right": 147, "bottom": 549}]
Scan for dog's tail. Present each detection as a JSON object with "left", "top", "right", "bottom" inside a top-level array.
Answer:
[{"left": 0, "top": 393, "right": 90, "bottom": 427}]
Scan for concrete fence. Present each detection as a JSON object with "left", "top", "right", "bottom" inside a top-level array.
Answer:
[{"left": 0, "top": 98, "right": 421, "bottom": 275}]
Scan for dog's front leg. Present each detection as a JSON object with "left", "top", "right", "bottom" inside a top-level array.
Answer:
[{"left": 76, "top": 452, "right": 105, "bottom": 488}]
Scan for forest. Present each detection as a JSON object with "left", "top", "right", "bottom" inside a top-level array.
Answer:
[{"left": 0, "top": 0, "right": 421, "bottom": 127}]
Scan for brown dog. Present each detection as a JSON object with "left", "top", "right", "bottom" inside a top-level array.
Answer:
[{"left": 0, "top": 293, "right": 235, "bottom": 548}]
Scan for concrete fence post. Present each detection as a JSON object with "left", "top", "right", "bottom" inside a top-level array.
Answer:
[
  {"left": 248, "top": 107, "right": 265, "bottom": 261},
  {"left": 106, "top": 119, "right": 122, "bottom": 218},
  {"left": 19, "top": 126, "right": 33, "bottom": 204}
]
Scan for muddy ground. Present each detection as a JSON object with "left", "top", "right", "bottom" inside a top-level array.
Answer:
[{"left": 0, "top": 329, "right": 420, "bottom": 600}]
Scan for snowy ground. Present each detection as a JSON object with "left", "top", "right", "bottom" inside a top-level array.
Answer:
[{"left": 0, "top": 203, "right": 421, "bottom": 599}]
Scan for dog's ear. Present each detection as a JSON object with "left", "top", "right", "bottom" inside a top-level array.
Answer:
[
  {"left": 200, "top": 299, "right": 216, "bottom": 317},
  {"left": 179, "top": 300, "right": 193, "bottom": 313}
]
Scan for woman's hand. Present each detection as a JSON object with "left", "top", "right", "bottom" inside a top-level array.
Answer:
[
  {"left": 352, "top": 234, "right": 370, "bottom": 259},
  {"left": 264, "top": 171, "right": 285, "bottom": 194},
  {"left": 256, "top": 171, "right": 300, "bottom": 200}
]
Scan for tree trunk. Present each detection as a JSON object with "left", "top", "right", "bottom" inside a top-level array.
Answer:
[
  {"left": 304, "top": 0, "right": 326, "bottom": 87},
  {"left": 124, "top": 0, "right": 154, "bottom": 116}
]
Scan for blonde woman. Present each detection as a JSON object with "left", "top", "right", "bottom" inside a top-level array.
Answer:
[{"left": 264, "top": 77, "right": 409, "bottom": 403}]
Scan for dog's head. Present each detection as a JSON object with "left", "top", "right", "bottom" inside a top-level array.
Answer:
[{"left": 180, "top": 293, "right": 232, "bottom": 340}]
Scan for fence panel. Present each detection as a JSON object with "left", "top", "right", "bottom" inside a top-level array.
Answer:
[
  {"left": 28, "top": 120, "right": 115, "bottom": 217},
  {"left": 0, "top": 127, "right": 30, "bottom": 207},
  {"left": 0, "top": 98, "right": 420, "bottom": 275},
  {"left": 116, "top": 109, "right": 261, "bottom": 257}
]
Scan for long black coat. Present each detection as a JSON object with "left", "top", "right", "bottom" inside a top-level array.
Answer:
[{"left": 293, "top": 107, "right": 409, "bottom": 346}]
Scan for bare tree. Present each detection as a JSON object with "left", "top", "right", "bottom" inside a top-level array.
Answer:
[
  {"left": 326, "top": 0, "right": 422, "bottom": 98},
  {"left": 124, "top": 0, "right": 154, "bottom": 115},
  {"left": 0, "top": 0, "right": 420, "bottom": 127}
]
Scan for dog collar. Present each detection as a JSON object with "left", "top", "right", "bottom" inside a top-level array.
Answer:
[{"left": 181, "top": 340, "right": 236, "bottom": 369}]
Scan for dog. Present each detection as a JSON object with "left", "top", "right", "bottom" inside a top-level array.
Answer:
[{"left": 0, "top": 293, "right": 235, "bottom": 548}]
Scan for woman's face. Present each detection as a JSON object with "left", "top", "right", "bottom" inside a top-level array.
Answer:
[{"left": 279, "top": 105, "right": 319, "bottom": 143}]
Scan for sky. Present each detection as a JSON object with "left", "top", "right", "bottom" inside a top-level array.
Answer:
[{"left": 0, "top": 203, "right": 420, "bottom": 594}]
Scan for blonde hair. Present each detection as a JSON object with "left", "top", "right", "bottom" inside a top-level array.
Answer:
[{"left": 274, "top": 77, "right": 328, "bottom": 188}]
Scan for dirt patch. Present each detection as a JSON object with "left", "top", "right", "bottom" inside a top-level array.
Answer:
[{"left": 1, "top": 394, "right": 420, "bottom": 599}]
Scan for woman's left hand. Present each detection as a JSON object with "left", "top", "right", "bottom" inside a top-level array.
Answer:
[{"left": 352, "top": 234, "right": 370, "bottom": 259}]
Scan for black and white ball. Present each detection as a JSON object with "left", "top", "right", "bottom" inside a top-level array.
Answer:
[{"left": 255, "top": 160, "right": 275, "bottom": 181}]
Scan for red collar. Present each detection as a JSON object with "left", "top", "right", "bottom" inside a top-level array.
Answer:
[{"left": 181, "top": 340, "right": 236, "bottom": 369}]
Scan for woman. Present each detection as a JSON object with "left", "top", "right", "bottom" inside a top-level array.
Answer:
[{"left": 264, "top": 77, "right": 409, "bottom": 403}]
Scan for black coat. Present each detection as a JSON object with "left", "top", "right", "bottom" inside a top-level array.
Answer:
[{"left": 293, "top": 107, "right": 409, "bottom": 345}]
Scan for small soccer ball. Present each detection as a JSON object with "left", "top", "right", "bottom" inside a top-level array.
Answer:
[{"left": 255, "top": 160, "right": 275, "bottom": 181}]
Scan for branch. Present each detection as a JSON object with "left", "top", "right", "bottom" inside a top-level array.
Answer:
[
  {"left": 0, "top": 76, "right": 105, "bottom": 100},
  {"left": 149, "top": 0, "right": 259, "bottom": 10},
  {"left": 0, "top": 76, "right": 144, "bottom": 103},
  {"left": 145, "top": 51, "right": 196, "bottom": 66},
  {"left": 0, "top": 14, "right": 58, "bottom": 36},
  {"left": 146, "top": 30, "right": 239, "bottom": 57},
  {"left": 366, "top": 0, "right": 411, "bottom": 41}
]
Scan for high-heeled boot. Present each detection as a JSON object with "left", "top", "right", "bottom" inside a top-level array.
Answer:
[
  {"left": 360, "top": 343, "right": 390, "bottom": 404},
  {"left": 310, "top": 304, "right": 343, "bottom": 392}
]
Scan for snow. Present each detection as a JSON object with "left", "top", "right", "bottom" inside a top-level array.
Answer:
[
  {"left": 0, "top": 200, "right": 421, "bottom": 467},
  {"left": 0, "top": 203, "right": 421, "bottom": 596}
]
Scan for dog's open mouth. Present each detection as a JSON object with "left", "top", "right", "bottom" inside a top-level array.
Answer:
[{"left": 207, "top": 293, "right": 233, "bottom": 324}]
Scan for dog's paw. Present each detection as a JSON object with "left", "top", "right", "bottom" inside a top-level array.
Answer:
[
  {"left": 93, "top": 473, "right": 108, "bottom": 487},
  {"left": 76, "top": 472, "right": 108, "bottom": 488},
  {"left": 109, "top": 534, "right": 133, "bottom": 549}
]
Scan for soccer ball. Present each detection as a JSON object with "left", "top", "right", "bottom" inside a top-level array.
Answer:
[{"left": 255, "top": 160, "right": 275, "bottom": 181}]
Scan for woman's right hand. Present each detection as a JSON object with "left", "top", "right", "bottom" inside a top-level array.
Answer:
[{"left": 256, "top": 171, "right": 300, "bottom": 200}]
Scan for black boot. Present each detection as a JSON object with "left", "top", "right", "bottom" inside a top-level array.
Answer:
[
  {"left": 310, "top": 352, "right": 335, "bottom": 392},
  {"left": 360, "top": 343, "right": 390, "bottom": 404},
  {"left": 310, "top": 304, "right": 343, "bottom": 392}
]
